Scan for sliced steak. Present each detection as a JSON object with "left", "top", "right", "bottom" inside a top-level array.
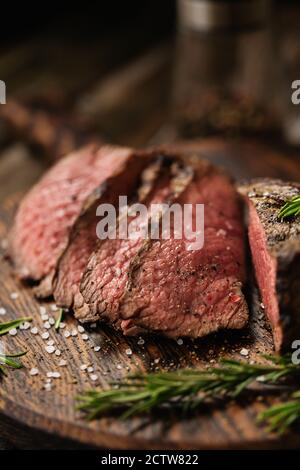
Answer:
[
  {"left": 77, "top": 157, "right": 193, "bottom": 324},
  {"left": 238, "top": 179, "right": 300, "bottom": 351},
  {"left": 9, "top": 145, "right": 150, "bottom": 292},
  {"left": 53, "top": 156, "right": 166, "bottom": 309},
  {"left": 120, "top": 159, "right": 248, "bottom": 338}
]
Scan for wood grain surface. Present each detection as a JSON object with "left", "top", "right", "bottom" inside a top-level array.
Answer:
[{"left": 0, "top": 140, "right": 299, "bottom": 450}]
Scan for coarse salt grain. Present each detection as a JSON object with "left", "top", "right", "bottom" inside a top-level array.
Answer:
[
  {"left": 41, "top": 332, "right": 49, "bottom": 340},
  {"left": 31, "top": 327, "right": 38, "bottom": 335},
  {"left": 52, "top": 372, "right": 61, "bottom": 379},
  {"left": 10, "top": 292, "right": 19, "bottom": 300},
  {"left": 177, "top": 338, "right": 183, "bottom": 346},
  {"left": 9, "top": 328, "right": 17, "bottom": 336},
  {"left": 47, "top": 339, "right": 54, "bottom": 346},
  {"left": 45, "top": 345, "right": 55, "bottom": 354},
  {"left": 51, "top": 304, "right": 58, "bottom": 312},
  {"left": 240, "top": 348, "right": 249, "bottom": 357},
  {"left": 59, "top": 322, "right": 66, "bottom": 329},
  {"left": 80, "top": 364, "right": 88, "bottom": 371},
  {"left": 71, "top": 329, "right": 78, "bottom": 337},
  {"left": 39, "top": 306, "right": 47, "bottom": 315},
  {"left": 49, "top": 318, "right": 55, "bottom": 326},
  {"left": 125, "top": 348, "right": 132, "bottom": 356},
  {"left": 64, "top": 330, "right": 71, "bottom": 338},
  {"left": 0, "top": 307, "right": 6, "bottom": 315},
  {"left": 29, "top": 368, "right": 39, "bottom": 376},
  {"left": 94, "top": 346, "right": 100, "bottom": 352},
  {"left": 44, "top": 321, "right": 51, "bottom": 329},
  {"left": 81, "top": 334, "right": 88, "bottom": 341},
  {"left": 137, "top": 338, "right": 145, "bottom": 346},
  {"left": 257, "top": 375, "right": 266, "bottom": 383},
  {"left": 87, "top": 366, "right": 94, "bottom": 373},
  {"left": 44, "top": 383, "right": 52, "bottom": 391},
  {"left": 20, "top": 321, "right": 31, "bottom": 330},
  {"left": 90, "top": 374, "right": 98, "bottom": 382},
  {"left": 55, "top": 349, "right": 61, "bottom": 356},
  {"left": 59, "top": 360, "right": 67, "bottom": 367},
  {"left": 47, "top": 372, "right": 54, "bottom": 378},
  {"left": 78, "top": 325, "right": 85, "bottom": 333},
  {"left": 41, "top": 314, "right": 49, "bottom": 321},
  {"left": 116, "top": 364, "right": 122, "bottom": 370}
]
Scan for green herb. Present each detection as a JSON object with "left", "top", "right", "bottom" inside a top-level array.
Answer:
[
  {"left": 55, "top": 309, "right": 64, "bottom": 330},
  {"left": 77, "top": 355, "right": 300, "bottom": 421},
  {"left": 0, "top": 317, "right": 32, "bottom": 336},
  {"left": 258, "top": 390, "right": 300, "bottom": 435},
  {"left": 278, "top": 195, "right": 300, "bottom": 220},
  {"left": 0, "top": 350, "right": 27, "bottom": 375}
]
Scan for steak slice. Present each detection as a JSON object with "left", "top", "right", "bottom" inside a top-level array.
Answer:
[
  {"left": 77, "top": 157, "right": 193, "bottom": 324},
  {"left": 53, "top": 156, "right": 166, "bottom": 309},
  {"left": 120, "top": 160, "right": 248, "bottom": 338},
  {"left": 238, "top": 179, "right": 300, "bottom": 351},
  {"left": 9, "top": 144, "right": 149, "bottom": 291}
]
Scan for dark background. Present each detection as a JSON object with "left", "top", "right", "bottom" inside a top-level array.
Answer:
[{"left": 0, "top": 1, "right": 298, "bottom": 43}]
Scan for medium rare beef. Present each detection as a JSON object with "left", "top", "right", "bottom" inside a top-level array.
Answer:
[
  {"left": 120, "top": 159, "right": 248, "bottom": 338},
  {"left": 53, "top": 156, "right": 168, "bottom": 309},
  {"left": 238, "top": 179, "right": 300, "bottom": 351},
  {"left": 9, "top": 144, "right": 150, "bottom": 293},
  {"left": 77, "top": 157, "right": 193, "bottom": 323}
]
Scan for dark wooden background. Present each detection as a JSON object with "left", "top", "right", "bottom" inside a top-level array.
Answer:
[{"left": 0, "top": 1, "right": 300, "bottom": 449}]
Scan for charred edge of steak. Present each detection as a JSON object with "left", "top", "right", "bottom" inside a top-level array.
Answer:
[
  {"left": 66, "top": 157, "right": 165, "bottom": 314},
  {"left": 124, "top": 158, "right": 221, "bottom": 296},
  {"left": 76, "top": 156, "right": 194, "bottom": 324},
  {"left": 120, "top": 158, "right": 248, "bottom": 338},
  {"left": 238, "top": 178, "right": 300, "bottom": 351},
  {"left": 52, "top": 151, "right": 162, "bottom": 308}
]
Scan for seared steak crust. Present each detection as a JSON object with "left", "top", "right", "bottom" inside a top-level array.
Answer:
[
  {"left": 9, "top": 145, "right": 150, "bottom": 298},
  {"left": 119, "top": 158, "right": 248, "bottom": 338},
  {"left": 77, "top": 156, "right": 194, "bottom": 323},
  {"left": 239, "top": 178, "right": 300, "bottom": 351},
  {"left": 53, "top": 152, "right": 158, "bottom": 309}
]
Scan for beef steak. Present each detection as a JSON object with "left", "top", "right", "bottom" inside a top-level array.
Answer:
[
  {"left": 53, "top": 156, "right": 167, "bottom": 310},
  {"left": 239, "top": 179, "right": 300, "bottom": 351},
  {"left": 77, "top": 156, "right": 193, "bottom": 323},
  {"left": 9, "top": 144, "right": 147, "bottom": 291},
  {"left": 119, "top": 158, "right": 248, "bottom": 338}
]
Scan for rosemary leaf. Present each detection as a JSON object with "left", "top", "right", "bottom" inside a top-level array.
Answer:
[
  {"left": 55, "top": 309, "right": 64, "bottom": 330},
  {"left": 0, "top": 350, "right": 27, "bottom": 374},
  {"left": 258, "top": 391, "right": 300, "bottom": 435},
  {"left": 77, "top": 355, "right": 300, "bottom": 420},
  {"left": 278, "top": 195, "right": 300, "bottom": 220},
  {"left": 0, "top": 317, "right": 32, "bottom": 336}
]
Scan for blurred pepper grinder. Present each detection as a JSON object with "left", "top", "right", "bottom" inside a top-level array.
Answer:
[{"left": 171, "top": 0, "right": 281, "bottom": 140}]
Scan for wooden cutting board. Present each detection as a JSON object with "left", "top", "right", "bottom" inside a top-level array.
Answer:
[{"left": 0, "top": 139, "right": 300, "bottom": 450}]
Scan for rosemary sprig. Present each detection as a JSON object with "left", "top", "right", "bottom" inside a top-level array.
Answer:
[
  {"left": 278, "top": 195, "right": 300, "bottom": 220},
  {"left": 0, "top": 350, "right": 27, "bottom": 375},
  {"left": 77, "top": 355, "right": 300, "bottom": 420},
  {"left": 55, "top": 309, "right": 64, "bottom": 330},
  {"left": 258, "top": 391, "right": 300, "bottom": 435},
  {"left": 0, "top": 317, "right": 32, "bottom": 335}
]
